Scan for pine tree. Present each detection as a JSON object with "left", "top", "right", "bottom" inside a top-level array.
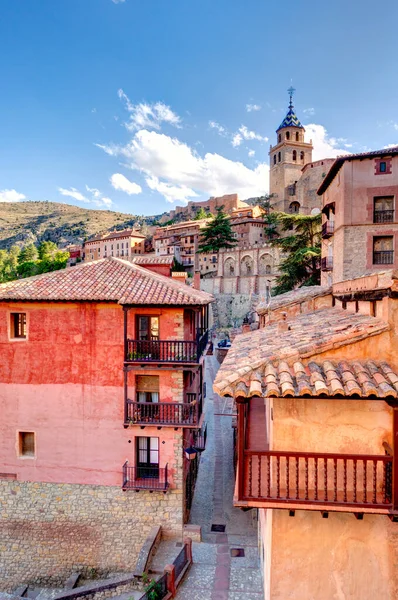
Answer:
[
  {"left": 194, "top": 207, "right": 209, "bottom": 220},
  {"left": 271, "top": 212, "right": 322, "bottom": 295},
  {"left": 198, "top": 206, "right": 237, "bottom": 253}
]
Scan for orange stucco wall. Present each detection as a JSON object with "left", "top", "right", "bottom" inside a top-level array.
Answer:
[{"left": 0, "top": 301, "right": 190, "bottom": 487}]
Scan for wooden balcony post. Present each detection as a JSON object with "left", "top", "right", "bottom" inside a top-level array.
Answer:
[
  {"left": 236, "top": 397, "right": 247, "bottom": 500},
  {"left": 393, "top": 408, "right": 398, "bottom": 511},
  {"left": 123, "top": 306, "right": 128, "bottom": 360},
  {"left": 164, "top": 564, "right": 176, "bottom": 597},
  {"left": 123, "top": 368, "right": 128, "bottom": 425},
  {"left": 184, "top": 536, "right": 193, "bottom": 564}
]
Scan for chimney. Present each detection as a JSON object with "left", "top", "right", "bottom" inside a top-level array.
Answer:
[
  {"left": 192, "top": 271, "right": 201, "bottom": 290},
  {"left": 278, "top": 312, "right": 290, "bottom": 334}
]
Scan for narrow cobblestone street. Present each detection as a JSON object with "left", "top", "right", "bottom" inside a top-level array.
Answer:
[{"left": 175, "top": 354, "right": 264, "bottom": 600}]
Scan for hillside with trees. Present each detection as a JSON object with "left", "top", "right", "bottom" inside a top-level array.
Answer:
[{"left": 0, "top": 201, "right": 159, "bottom": 250}]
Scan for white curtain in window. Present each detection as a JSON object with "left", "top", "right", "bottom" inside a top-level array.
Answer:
[
  {"left": 138, "top": 391, "right": 147, "bottom": 403},
  {"left": 151, "top": 392, "right": 159, "bottom": 403}
]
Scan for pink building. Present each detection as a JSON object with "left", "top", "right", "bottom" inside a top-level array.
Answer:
[
  {"left": 0, "top": 257, "right": 212, "bottom": 591},
  {"left": 319, "top": 146, "right": 398, "bottom": 285}
]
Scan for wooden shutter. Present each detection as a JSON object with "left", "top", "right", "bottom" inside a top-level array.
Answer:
[{"left": 136, "top": 375, "right": 159, "bottom": 392}]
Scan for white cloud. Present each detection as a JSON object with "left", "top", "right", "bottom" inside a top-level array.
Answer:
[
  {"left": 384, "top": 143, "right": 398, "bottom": 149},
  {"left": 58, "top": 187, "right": 89, "bottom": 202},
  {"left": 248, "top": 150, "right": 256, "bottom": 157},
  {"left": 232, "top": 133, "right": 242, "bottom": 148},
  {"left": 246, "top": 104, "right": 261, "bottom": 112},
  {"left": 112, "top": 0, "right": 126, "bottom": 3},
  {"left": 98, "top": 129, "right": 270, "bottom": 201},
  {"left": 393, "top": 123, "right": 398, "bottom": 131},
  {"left": 146, "top": 176, "right": 198, "bottom": 204},
  {"left": 209, "top": 121, "right": 226, "bottom": 136},
  {"left": 0, "top": 189, "right": 26, "bottom": 202},
  {"left": 86, "top": 185, "right": 101, "bottom": 198},
  {"left": 118, "top": 89, "right": 181, "bottom": 131},
  {"left": 303, "top": 107, "right": 315, "bottom": 116},
  {"left": 110, "top": 173, "right": 142, "bottom": 195},
  {"left": 232, "top": 125, "right": 268, "bottom": 146},
  {"left": 304, "top": 124, "right": 351, "bottom": 161},
  {"left": 238, "top": 125, "right": 268, "bottom": 143},
  {"left": 58, "top": 186, "right": 113, "bottom": 208}
]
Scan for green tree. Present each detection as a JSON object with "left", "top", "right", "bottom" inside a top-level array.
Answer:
[
  {"left": 198, "top": 206, "right": 237, "bottom": 253},
  {"left": 171, "top": 257, "right": 186, "bottom": 272},
  {"left": 271, "top": 212, "right": 322, "bottom": 295},
  {"left": 18, "top": 243, "right": 38, "bottom": 264},
  {"left": 194, "top": 207, "right": 209, "bottom": 220},
  {"left": 254, "top": 194, "right": 279, "bottom": 241},
  {"left": 38, "top": 241, "right": 58, "bottom": 261}
]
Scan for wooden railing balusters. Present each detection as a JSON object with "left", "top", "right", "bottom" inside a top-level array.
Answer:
[
  {"left": 286, "top": 456, "right": 290, "bottom": 499},
  {"left": 305, "top": 457, "right": 309, "bottom": 501},
  {"left": 257, "top": 455, "right": 262, "bottom": 498},
  {"left": 353, "top": 459, "right": 357, "bottom": 503},
  {"left": 241, "top": 450, "right": 392, "bottom": 511},
  {"left": 324, "top": 457, "right": 328, "bottom": 502}
]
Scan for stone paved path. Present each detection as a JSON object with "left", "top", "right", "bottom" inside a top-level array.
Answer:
[{"left": 175, "top": 354, "right": 264, "bottom": 600}]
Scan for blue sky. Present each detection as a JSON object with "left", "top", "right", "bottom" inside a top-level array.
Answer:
[{"left": 0, "top": 0, "right": 397, "bottom": 216}]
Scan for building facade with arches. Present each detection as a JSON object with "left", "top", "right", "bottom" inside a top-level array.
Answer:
[{"left": 201, "top": 244, "right": 281, "bottom": 297}]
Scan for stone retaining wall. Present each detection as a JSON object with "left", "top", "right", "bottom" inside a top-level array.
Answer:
[{"left": 0, "top": 481, "right": 183, "bottom": 593}]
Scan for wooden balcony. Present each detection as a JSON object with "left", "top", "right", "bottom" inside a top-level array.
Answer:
[
  {"left": 125, "top": 399, "right": 200, "bottom": 427},
  {"left": 240, "top": 450, "right": 393, "bottom": 513},
  {"left": 122, "top": 462, "right": 169, "bottom": 492},
  {"left": 125, "top": 331, "right": 209, "bottom": 364}
]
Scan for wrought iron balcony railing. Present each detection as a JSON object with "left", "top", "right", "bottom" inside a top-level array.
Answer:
[
  {"left": 321, "top": 221, "right": 335, "bottom": 238},
  {"left": 321, "top": 257, "right": 333, "bottom": 271},
  {"left": 373, "top": 250, "right": 394, "bottom": 265},
  {"left": 126, "top": 331, "right": 209, "bottom": 364},
  {"left": 122, "top": 461, "right": 169, "bottom": 491},
  {"left": 240, "top": 450, "right": 393, "bottom": 511},
  {"left": 125, "top": 400, "right": 199, "bottom": 426},
  {"left": 374, "top": 210, "right": 394, "bottom": 223}
]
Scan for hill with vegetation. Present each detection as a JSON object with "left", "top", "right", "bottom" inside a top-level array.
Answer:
[{"left": 0, "top": 201, "right": 161, "bottom": 250}]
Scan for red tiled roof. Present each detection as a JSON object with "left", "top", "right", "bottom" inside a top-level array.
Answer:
[
  {"left": 0, "top": 257, "right": 213, "bottom": 305},
  {"left": 130, "top": 255, "right": 174, "bottom": 265},
  {"left": 86, "top": 229, "right": 146, "bottom": 243},
  {"left": 318, "top": 146, "right": 398, "bottom": 195},
  {"left": 216, "top": 359, "right": 398, "bottom": 399},
  {"left": 214, "top": 308, "right": 390, "bottom": 397},
  {"left": 256, "top": 285, "right": 331, "bottom": 315}
]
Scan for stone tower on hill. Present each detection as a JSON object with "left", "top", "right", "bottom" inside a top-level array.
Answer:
[{"left": 269, "top": 88, "right": 315, "bottom": 213}]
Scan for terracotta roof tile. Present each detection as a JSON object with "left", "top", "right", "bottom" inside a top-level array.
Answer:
[
  {"left": 257, "top": 285, "right": 331, "bottom": 315},
  {"left": 0, "top": 257, "right": 213, "bottom": 306},
  {"left": 214, "top": 307, "right": 392, "bottom": 399}
]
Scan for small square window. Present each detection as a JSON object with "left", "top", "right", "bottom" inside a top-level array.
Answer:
[
  {"left": 11, "top": 313, "right": 26, "bottom": 339},
  {"left": 379, "top": 161, "right": 387, "bottom": 173},
  {"left": 19, "top": 432, "right": 35, "bottom": 458}
]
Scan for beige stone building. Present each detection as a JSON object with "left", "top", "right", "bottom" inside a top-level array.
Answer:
[
  {"left": 319, "top": 146, "right": 398, "bottom": 285},
  {"left": 154, "top": 218, "right": 212, "bottom": 273},
  {"left": 201, "top": 244, "right": 280, "bottom": 297},
  {"left": 83, "top": 229, "right": 146, "bottom": 261},
  {"left": 166, "top": 193, "right": 249, "bottom": 221}
]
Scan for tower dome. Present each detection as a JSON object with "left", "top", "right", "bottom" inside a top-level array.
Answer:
[{"left": 277, "top": 87, "right": 304, "bottom": 131}]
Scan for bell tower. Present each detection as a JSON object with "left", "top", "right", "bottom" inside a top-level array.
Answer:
[{"left": 269, "top": 88, "right": 313, "bottom": 212}]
